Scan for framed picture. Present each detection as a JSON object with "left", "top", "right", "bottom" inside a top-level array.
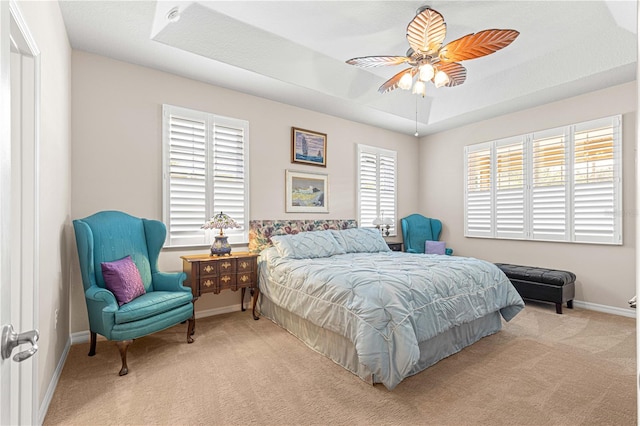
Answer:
[
  {"left": 285, "top": 170, "right": 329, "bottom": 213},
  {"left": 291, "top": 127, "right": 327, "bottom": 167}
]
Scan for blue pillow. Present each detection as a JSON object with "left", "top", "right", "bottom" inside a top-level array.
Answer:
[
  {"left": 101, "top": 255, "right": 146, "bottom": 306},
  {"left": 331, "top": 228, "right": 391, "bottom": 253},
  {"left": 271, "top": 230, "right": 346, "bottom": 259}
]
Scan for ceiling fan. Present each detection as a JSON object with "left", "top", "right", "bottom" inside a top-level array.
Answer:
[{"left": 346, "top": 6, "right": 519, "bottom": 96}]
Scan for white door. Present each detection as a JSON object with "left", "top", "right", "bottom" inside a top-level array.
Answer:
[{"left": 1, "top": 1, "right": 39, "bottom": 425}]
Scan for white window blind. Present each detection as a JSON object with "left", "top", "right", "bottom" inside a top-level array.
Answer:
[
  {"left": 573, "top": 117, "right": 621, "bottom": 243},
  {"left": 163, "top": 105, "right": 249, "bottom": 247},
  {"left": 532, "top": 129, "right": 567, "bottom": 241},
  {"left": 495, "top": 137, "right": 525, "bottom": 239},
  {"left": 464, "top": 115, "right": 621, "bottom": 245},
  {"left": 357, "top": 144, "right": 397, "bottom": 236},
  {"left": 464, "top": 144, "right": 492, "bottom": 237}
]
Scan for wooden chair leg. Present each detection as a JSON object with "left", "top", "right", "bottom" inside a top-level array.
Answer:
[
  {"left": 555, "top": 303, "right": 563, "bottom": 314},
  {"left": 115, "top": 340, "right": 133, "bottom": 376},
  {"left": 187, "top": 317, "right": 195, "bottom": 344},
  {"left": 88, "top": 331, "right": 97, "bottom": 356}
]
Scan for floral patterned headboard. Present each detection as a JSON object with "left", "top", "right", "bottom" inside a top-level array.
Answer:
[{"left": 248, "top": 219, "right": 358, "bottom": 253}]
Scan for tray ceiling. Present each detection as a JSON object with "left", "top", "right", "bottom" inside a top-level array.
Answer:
[{"left": 59, "top": 1, "right": 637, "bottom": 136}]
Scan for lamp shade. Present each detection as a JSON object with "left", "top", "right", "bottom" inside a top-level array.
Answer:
[
  {"left": 398, "top": 72, "right": 413, "bottom": 90},
  {"left": 434, "top": 70, "right": 450, "bottom": 88},
  {"left": 201, "top": 212, "right": 240, "bottom": 235},
  {"left": 419, "top": 63, "right": 435, "bottom": 81},
  {"left": 202, "top": 212, "right": 240, "bottom": 256}
]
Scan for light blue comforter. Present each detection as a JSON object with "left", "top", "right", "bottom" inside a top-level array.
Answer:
[{"left": 259, "top": 248, "right": 524, "bottom": 389}]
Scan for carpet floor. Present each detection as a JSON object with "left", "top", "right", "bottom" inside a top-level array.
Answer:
[{"left": 43, "top": 302, "right": 636, "bottom": 425}]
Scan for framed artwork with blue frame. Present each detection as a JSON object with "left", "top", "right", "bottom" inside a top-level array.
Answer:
[{"left": 291, "top": 127, "right": 327, "bottom": 167}]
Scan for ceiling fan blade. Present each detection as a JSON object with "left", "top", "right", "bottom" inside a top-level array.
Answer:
[
  {"left": 406, "top": 7, "right": 447, "bottom": 55},
  {"left": 346, "top": 56, "right": 409, "bottom": 68},
  {"left": 378, "top": 67, "right": 417, "bottom": 94},
  {"left": 438, "top": 29, "right": 519, "bottom": 63},
  {"left": 437, "top": 62, "right": 467, "bottom": 87}
]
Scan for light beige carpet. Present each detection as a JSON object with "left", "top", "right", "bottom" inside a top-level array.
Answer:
[{"left": 44, "top": 303, "right": 636, "bottom": 425}]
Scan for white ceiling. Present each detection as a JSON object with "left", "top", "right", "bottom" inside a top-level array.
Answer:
[{"left": 58, "top": 1, "right": 637, "bottom": 136}]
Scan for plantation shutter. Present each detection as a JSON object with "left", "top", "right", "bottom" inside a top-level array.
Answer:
[
  {"left": 358, "top": 149, "right": 378, "bottom": 229},
  {"left": 464, "top": 143, "right": 492, "bottom": 237},
  {"left": 379, "top": 152, "right": 397, "bottom": 235},
  {"left": 211, "top": 117, "right": 249, "bottom": 244},
  {"left": 164, "top": 108, "right": 208, "bottom": 246},
  {"left": 572, "top": 116, "right": 621, "bottom": 244},
  {"left": 464, "top": 114, "right": 621, "bottom": 245},
  {"left": 357, "top": 145, "right": 397, "bottom": 235},
  {"left": 531, "top": 128, "right": 568, "bottom": 241},
  {"left": 163, "top": 105, "right": 249, "bottom": 247},
  {"left": 495, "top": 137, "right": 525, "bottom": 238}
]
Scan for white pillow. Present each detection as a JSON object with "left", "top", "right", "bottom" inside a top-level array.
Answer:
[
  {"left": 331, "top": 228, "right": 391, "bottom": 253},
  {"left": 270, "top": 230, "right": 346, "bottom": 259}
]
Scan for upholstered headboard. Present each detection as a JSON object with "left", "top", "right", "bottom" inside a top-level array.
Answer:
[{"left": 248, "top": 219, "right": 358, "bottom": 253}]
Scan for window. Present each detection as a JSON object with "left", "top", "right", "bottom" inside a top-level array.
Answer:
[
  {"left": 162, "top": 105, "right": 249, "bottom": 247},
  {"left": 357, "top": 144, "right": 397, "bottom": 236},
  {"left": 464, "top": 115, "right": 621, "bottom": 245}
]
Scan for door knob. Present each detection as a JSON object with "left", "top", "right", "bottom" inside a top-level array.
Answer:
[{"left": 1, "top": 324, "right": 39, "bottom": 362}]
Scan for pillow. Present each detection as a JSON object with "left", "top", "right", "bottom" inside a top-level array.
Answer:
[
  {"left": 331, "top": 228, "right": 391, "bottom": 253},
  {"left": 425, "top": 241, "right": 446, "bottom": 255},
  {"left": 101, "top": 255, "right": 146, "bottom": 306},
  {"left": 270, "top": 230, "right": 346, "bottom": 259}
]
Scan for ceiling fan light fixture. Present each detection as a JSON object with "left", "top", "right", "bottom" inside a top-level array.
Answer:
[
  {"left": 434, "top": 70, "right": 450, "bottom": 88},
  {"left": 398, "top": 72, "right": 413, "bottom": 90},
  {"left": 412, "top": 80, "right": 426, "bottom": 97},
  {"left": 345, "top": 6, "right": 519, "bottom": 95},
  {"left": 418, "top": 63, "right": 435, "bottom": 81}
]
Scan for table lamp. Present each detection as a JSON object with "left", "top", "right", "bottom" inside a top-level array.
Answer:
[{"left": 201, "top": 211, "right": 240, "bottom": 256}]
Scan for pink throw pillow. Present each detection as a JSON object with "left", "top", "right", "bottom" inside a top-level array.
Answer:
[
  {"left": 101, "top": 255, "right": 146, "bottom": 306},
  {"left": 425, "top": 241, "right": 446, "bottom": 255}
]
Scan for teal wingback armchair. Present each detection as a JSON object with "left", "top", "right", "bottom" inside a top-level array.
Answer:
[
  {"left": 73, "top": 211, "right": 195, "bottom": 376},
  {"left": 401, "top": 213, "right": 453, "bottom": 255}
]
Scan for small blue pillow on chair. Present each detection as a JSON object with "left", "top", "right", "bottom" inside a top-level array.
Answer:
[{"left": 425, "top": 241, "right": 446, "bottom": 255}]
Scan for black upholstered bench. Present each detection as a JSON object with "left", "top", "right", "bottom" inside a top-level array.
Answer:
[{"left": 495, "top": 264, "right": 576, "bottom": 314}]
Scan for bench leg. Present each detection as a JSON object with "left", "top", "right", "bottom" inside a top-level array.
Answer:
[
  {"left": 555, "top": 303, "right": 563, "bottom": 314},
  {"left": 567, "top": 300, "right": 573, "bottom": 309}
]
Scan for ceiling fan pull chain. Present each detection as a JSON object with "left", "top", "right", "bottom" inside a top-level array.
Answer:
[{"left": 414, "top": 96, "right": 419, "bottom": 137}]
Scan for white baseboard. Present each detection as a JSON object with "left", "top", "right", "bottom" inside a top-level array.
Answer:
[
  {"left": 70, "top": 330, "right": 90, "bottom": 344},
  {"left": 572, "top": 300, "right": 636, "bottom": 318},
  {"left": 69, "top": 304, "right": 246, "bottom": 344},
  {"left": 38, "top": 335, "right": 71, "bottom": 425},
  {"left": 194, "top": 303, "right": 245, "bottom": 319}
]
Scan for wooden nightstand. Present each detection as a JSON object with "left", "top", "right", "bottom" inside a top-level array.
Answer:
[
  {"left": 387, "top": 242, "right": 403, "bottom": 252},
  {"left": 181, "top": 252, "right": 260, "bottom": 327}
]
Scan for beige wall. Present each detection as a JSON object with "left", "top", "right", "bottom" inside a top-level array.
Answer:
[
  {"left": 17, "top": 0, "right": 72, "bottom": 414},
  {"left": 70, "top": 51, "right": 419, "bottom": 333},
  {"left": 419, "top": 82, "right": 637, "bottom": 311}
]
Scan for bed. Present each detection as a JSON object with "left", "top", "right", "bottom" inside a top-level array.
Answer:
[{"left": 249, "top": 219, "right": 525, "bottom": 390}]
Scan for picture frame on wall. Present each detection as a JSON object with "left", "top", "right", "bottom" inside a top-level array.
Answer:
[
  {"left": 285, "top": 170, "right": 329, "bottom": 213},
  {"left": 291, "top": 127, "right": 327, "bottom": 167}
]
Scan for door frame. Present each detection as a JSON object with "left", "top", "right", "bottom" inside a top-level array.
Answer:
[{"left": 1, "top": 1, "right": 40, "bottom": 424}]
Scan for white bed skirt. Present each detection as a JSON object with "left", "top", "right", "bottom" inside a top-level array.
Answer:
[{"left": 258, "top": 294, "right": 503, "bottom": 387}]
